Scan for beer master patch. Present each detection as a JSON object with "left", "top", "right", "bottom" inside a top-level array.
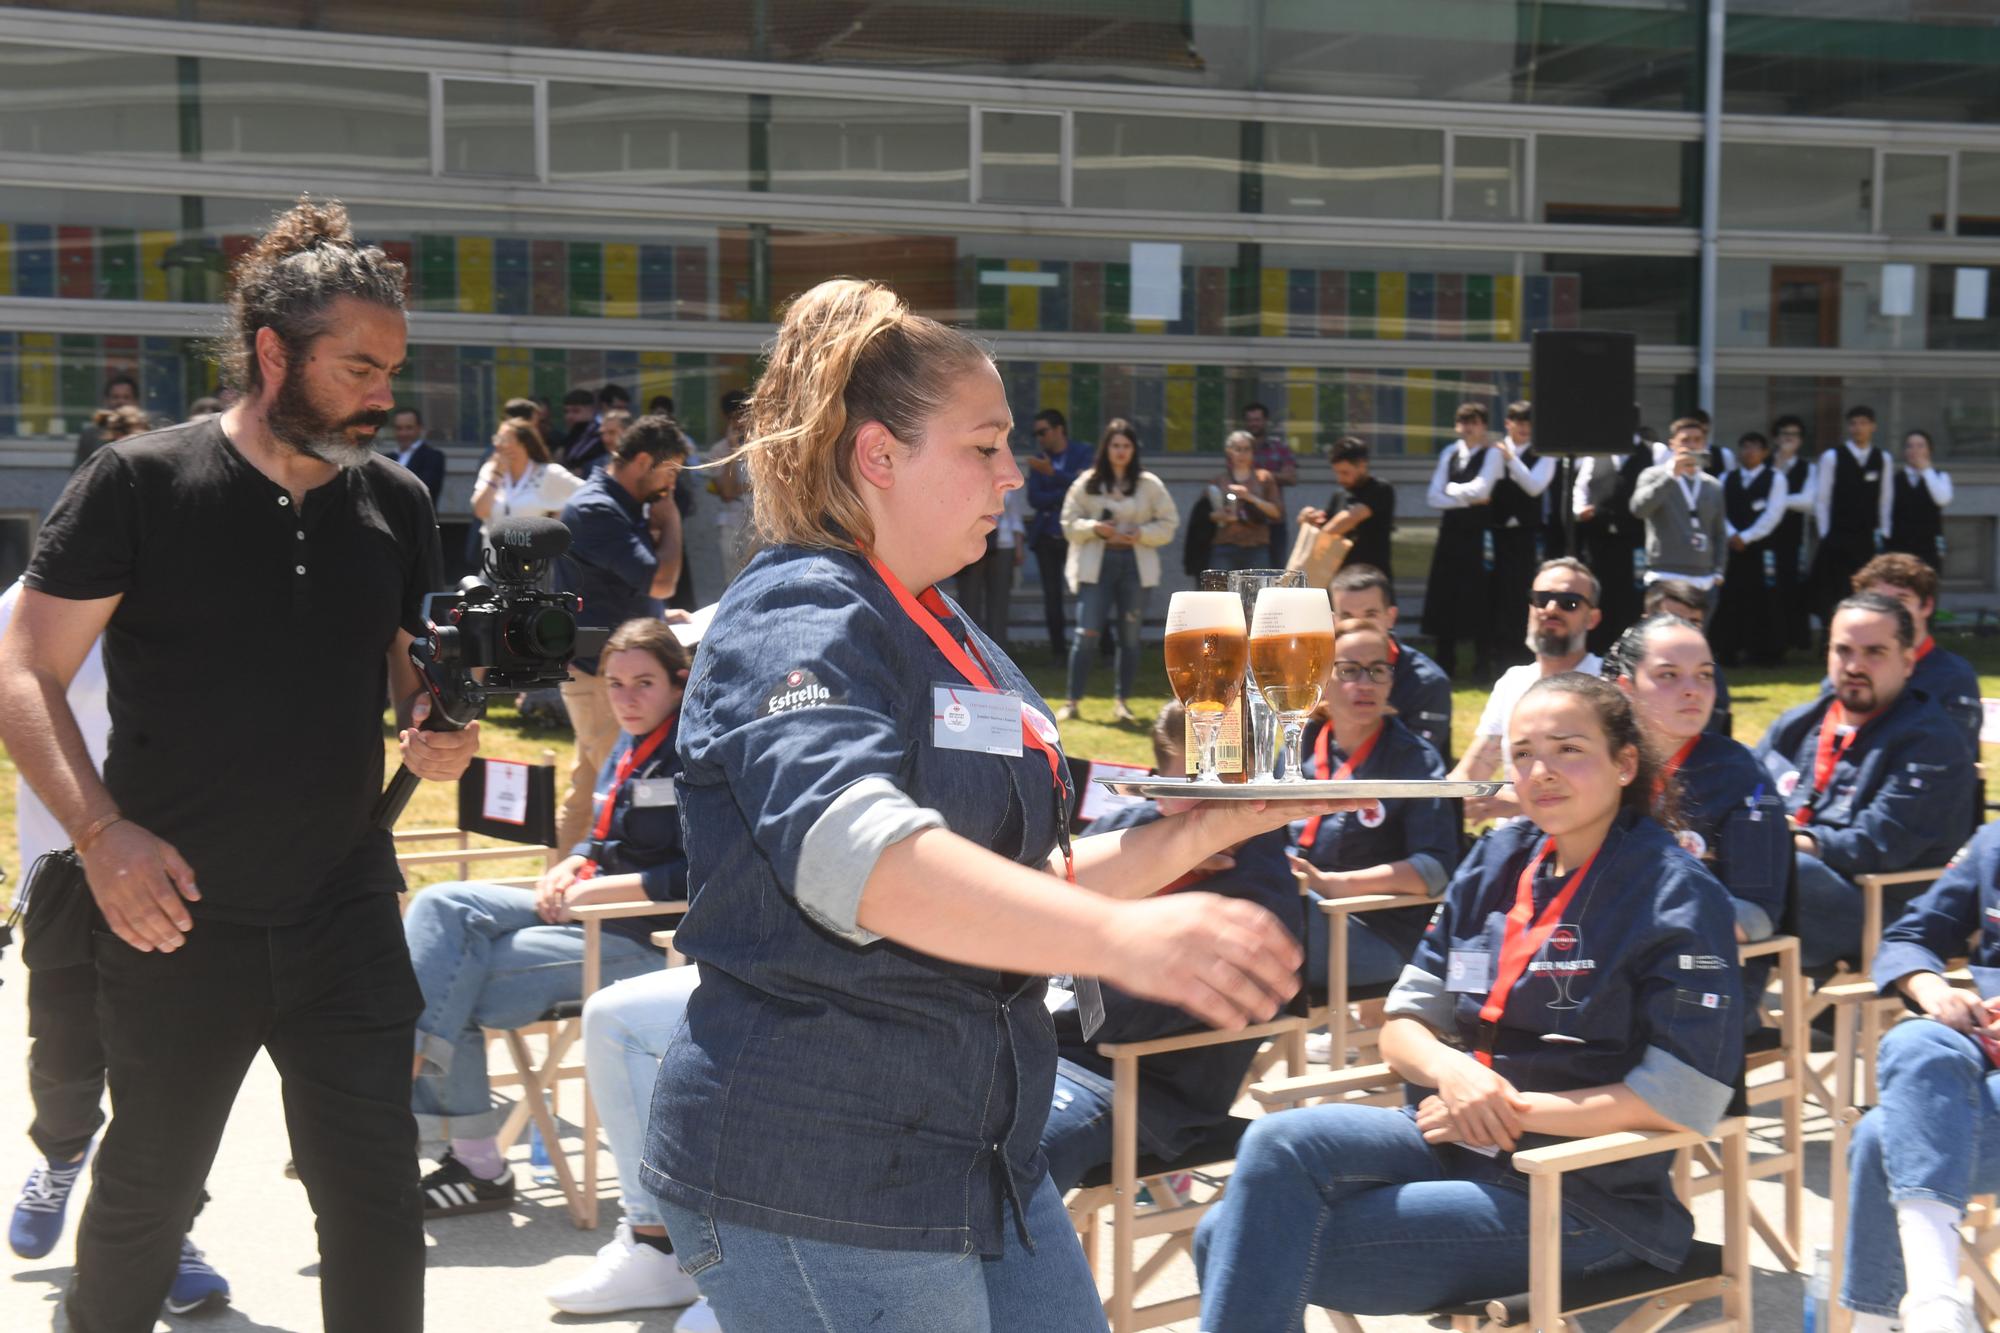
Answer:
[{"left": 762, "top": 668, "right": 840, "bottom": 716}]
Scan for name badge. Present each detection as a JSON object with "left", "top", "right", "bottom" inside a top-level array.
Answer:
[
  {"left": 931, "top": 684, "right": 1024, "bottom": 756},
  {"left": 1446, "top": 949, "right": 1494, "bottom": 993},
  {"left": 1688, "top": 531, "right": 1708, "bottom": 552},
  {"left": 631, "top": 779, "right": 677, "bottom": 809},
  {"left": 1865, "top": 471, "right": 1880, "bottom": 482},
  {"left": 1750, "top": 498, "right": 1767, "bottom": 512}
]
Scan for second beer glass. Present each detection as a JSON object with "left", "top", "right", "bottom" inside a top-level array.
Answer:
[
  {"left": 1249, "top": 586, "right": 1335, "bottom": 782},
  {"left": 1164, "top": 591, "right": 1248, "bottom": 783}
]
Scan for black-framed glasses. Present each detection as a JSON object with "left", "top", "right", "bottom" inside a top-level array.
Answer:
[
  {"left": 1530, "top": 590, "right": 1592, "bottom": 612},
  {"left": 1332, "top": 661, "right": 1392, "bottom": 684}
]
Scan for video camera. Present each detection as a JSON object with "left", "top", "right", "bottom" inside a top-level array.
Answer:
[{"left": 371, "top": 516, "right": 608, "bottom": 829}]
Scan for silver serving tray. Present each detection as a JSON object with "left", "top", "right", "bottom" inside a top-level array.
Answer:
[{"left": 1097, "top": 778, "right": 1510, "bottom": 801}]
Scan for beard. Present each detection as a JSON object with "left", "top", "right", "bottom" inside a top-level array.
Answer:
[
  {"left": 1835, "top": 678, "right": 1880, "bottom": 715},
  {"left": 1527, "top": 623, "right": 1584, "bottom": 659},
  {"left": 267, "top": 371, "right": 385, "bottom": 470}
]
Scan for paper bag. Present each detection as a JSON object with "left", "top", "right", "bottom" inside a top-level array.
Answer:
[{"left": 1286, "top": 522, "right": 1352, "bottom": 588}]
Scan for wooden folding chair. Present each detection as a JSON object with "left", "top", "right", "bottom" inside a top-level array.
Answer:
[
  {"left": 1315, "top": 891, "right": 1432, "bottom": 1070},
  {"left": 1848, "top": 865, "right": 1947, "bottom": 1102},
  {"left": 1063, "top": 1016, "right": 1308, "bottom": 1333}
]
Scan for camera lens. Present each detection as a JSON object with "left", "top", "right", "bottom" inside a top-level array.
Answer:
[{"left": 506, "top": 607, "right": 576, "bottom": 659}]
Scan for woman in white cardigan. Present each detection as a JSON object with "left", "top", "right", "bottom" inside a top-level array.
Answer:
[{"left": 1056, "top": 418, "right": 1180, "bottom": 723}]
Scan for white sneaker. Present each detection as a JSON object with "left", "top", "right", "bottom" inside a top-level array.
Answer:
[
  {"left": 1304, "top": 1030, "right": 1333, "bottom": 1064},
  {"left": 546, "top": 1221, "right": 701, "bottom": 1315},
  {"left": 675, "top": 1296, "right": 721, "bottom": 1332},
  {"left": 1901, "top": 1292, "right": 1974, "bottom": 1333}
]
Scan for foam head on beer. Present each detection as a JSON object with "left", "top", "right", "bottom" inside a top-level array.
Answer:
[
  {"left": 1250, "top": 586, "right": 1336, "bottom": 717},
  {"left": 1164, "top": 591, "right": 1248, "bottom": 716}
]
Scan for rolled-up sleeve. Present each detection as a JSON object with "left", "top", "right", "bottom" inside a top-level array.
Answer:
[
  {"left": 1627, "top": 1042, "right": 1732, "bottom": 1135},
  {"left": 1385, "top": 891, "right": 1457, "bottom": 1031},
  {"left": 797, "top": 779, "right": 946, "bottom": 944},
  {"left": 1630, "top": 873, "right": 1744, "bottom": 1134}
]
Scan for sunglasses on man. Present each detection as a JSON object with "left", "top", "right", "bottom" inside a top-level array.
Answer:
[{"left": 1529, "top": 590, "right": 1592, "bottom": 612}]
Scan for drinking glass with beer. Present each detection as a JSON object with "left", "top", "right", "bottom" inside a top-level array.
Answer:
[
  {"left": 1164, "top": 591, "right": 1248, "bottom": 783},
  {"left": 1249, "top": 586, "right": 1335, "bottom": 782}
]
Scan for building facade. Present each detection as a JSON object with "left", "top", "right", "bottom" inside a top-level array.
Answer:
[{"left": 1, "top": 1, "right": 1997, "bottom": 598}]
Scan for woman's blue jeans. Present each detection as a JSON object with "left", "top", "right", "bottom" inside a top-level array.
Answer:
[
  {"left": 1065, "top": 546, "right": 1146, "bottom": 702},
  {"left": 657, "top": 1174, "right": 1106, "bottom": 1332},
  {"left": 584, "top": 965, "right": 701, "bottom": 1229},
  {"left": 1843, "top": 1018, "right": 2000, "bottom": 1316},
  {"left": 404, "top": 881, "right": 659, "bottom": 1140},
  {"left": 1195, "top": 1104, "right": 1636, "bottom": 1332}
]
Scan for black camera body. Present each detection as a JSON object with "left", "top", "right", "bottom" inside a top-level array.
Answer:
[{"left": 374, "top": 516, "right": 607, "bottom": 826}]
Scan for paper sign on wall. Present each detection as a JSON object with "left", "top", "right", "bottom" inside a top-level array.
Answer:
[
  {"left": 1881, "top": 263, "right": 1916, "bottom": 318},
  {"left": 1954, "top": 267, "right": 1990, "bottom": 321},
  {"left": 482, "top": 760, "right": 530, "bottom": 825},
  {"left": 1130, "top": 242, "right": 1183, "bottom": 322}
]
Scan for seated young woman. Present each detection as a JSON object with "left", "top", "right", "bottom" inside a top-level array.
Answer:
[
  {"left": 1842, "top": 820, "right": 2000, "bottom": 1333},
  {"left": 1607, "top": 612, "right": 1789, "bottom": 944},
  {"left": 1288, "top": 617, "right": 1460, "bottom": 999},
  {"left": 1195, "top": 674, "right": 1745, "bottom": 1330},
  {"left": 1042, "top": 701, "right": 1301, "bottom": 1193},
  {"left": 405, "top": 618, "right": 690, "bottom": 1218}
]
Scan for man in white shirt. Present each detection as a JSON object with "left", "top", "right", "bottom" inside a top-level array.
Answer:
[
  {"left": 1886, "top": 427, "right": 1954, "bottom": 570},
  {"left": 1710, "top": 430, "right": 1792, "bottom": 666},
  {"left": 1448, "top": 557, "right": 1604, "bottom": 822},
  {"left": 1809, "top": 403, "right": 1892, "bottom": 627}
]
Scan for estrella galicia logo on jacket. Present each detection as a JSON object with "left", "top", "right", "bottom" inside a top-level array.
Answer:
[{"left": 762, "top": 668, "right": 839, "bottom": 717}]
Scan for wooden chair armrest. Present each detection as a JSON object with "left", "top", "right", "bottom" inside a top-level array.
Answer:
[
  {"left": 1510, "top": 1126, "right": 1708, "bottom": 1176},
  {"left": 394, "top": 843, "right": 562, "bottom": 868},
  {"left": 1854, "top": 866, "right": 1947, "bottom": 891},
  {"left": 568, "top": 896, "right": 688, "bottom": 921},
  {"left": 649, "top": 930, "right": 677, "bottom": 950},
  {"left": 1095, "top": 1016, "right": 1303, "bottom": 1060},
  {"left": 1320, "top": 893, "right": 1435, "bottom": 916},
  {"left": 1738, "top": 933, "right": 1798, "bottom": 962},
  {"left": 1250, "top": 1061, "right": 1396, "bottom": 1107},
  {"left": 1816, "top": 979, "right": 1884, "bottom": 1004}
]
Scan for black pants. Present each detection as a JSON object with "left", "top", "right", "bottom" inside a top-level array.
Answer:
[
  {"left": 1033, "top": 532, "right": 1070, "bottom": 652},
  {"left": 68, "top": 892, "right": 424, "bottom": 1333},
  {"left": 27, "top": 962, "right": 105, "bottom": 1163}
]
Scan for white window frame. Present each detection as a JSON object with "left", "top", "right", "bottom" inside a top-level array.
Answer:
[
  {"left": 432, "top": 73, "right": 547, "bottom": 182},
  {"left": 970, "top": 105, "right": 1071, "bottom": 207},
  {"left": 1446, "top": 129, "right": 1531, "bottom": 223}
]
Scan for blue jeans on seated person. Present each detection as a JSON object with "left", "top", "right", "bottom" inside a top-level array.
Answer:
[
  {"left": 584, "top": 965, "right": 701, "bottom": 1230},
  {"left": 1304, "top": 891, "right": 1418, "bottom": 1000},
  {"left": 1043, "top": 1065, "right": 1116, "bottom": 1194},
  {"left": 1194, "top": 1103, "right": 1637, "bottom": 1332},
  {"left": 656, "top": 1173, "right": 1106, "bottom": 1332},
  {"left": 1843, "top": 1019, "right": 2000, "bottom": 1317},
  {"left": 1065, "top": 546, "right": 1146, "bottom": 703},
  {"left": 404, "top": 881, "right": 659, "bottom": 1141},
  {"left": 1795, "top": 852, "right": 1868, "bottom": 970}
]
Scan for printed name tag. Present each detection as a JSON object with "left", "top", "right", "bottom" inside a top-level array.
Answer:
[
  {"left": 1446, "top": 949, "right": 1494, "bottom": 993},
  {"left": 631, "top": 779, "right": 677, "bottom": 809},
  {"left": 931, "top": 684, "right": 1024, "bottom": 756}
]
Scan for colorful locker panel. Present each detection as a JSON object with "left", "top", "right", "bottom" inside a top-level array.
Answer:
[
  {"left": 567, "top": 242, "right": 604, "bottom": 319},
  {"left": 1406, "top": 273, "right": 1436, "bottom": 342},
  {"left": 56, "top": 228, "right": 95, "bottom": 300},
  {"left": 1317, "top": 270, "right": 1346, "bottom": 339},
  {"left": 639, "top": 245, "right": 675, "bottom": 318},
  {"left": 673, "top": 247, "right": 708, "bottom": 321},
  {"left": 456, "top": 236, "right": 495, "bottom": 315},
  {"left": 13, "top": 224, "right": 53, "bottom": 299},
  {"left": 603, "top": 244, "right": 639, "bottom": 320},
  {"left": 1071, "top": 261, "right": 1104, "bottom": 334},
  {"left": 418, "top": 235, "right": 457, "bottom": 310},
  {"left": 1434, "top": 271, "right": 1465, "bottom": 341},
  {"left": 494, "top": 238, "right": 531, "bottom": 316}
]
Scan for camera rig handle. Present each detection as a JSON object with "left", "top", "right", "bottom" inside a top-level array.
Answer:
[{"left": 370, "top": 635, "right": 488, "bottom": 831}]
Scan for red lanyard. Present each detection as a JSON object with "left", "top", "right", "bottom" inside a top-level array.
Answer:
[
  {"left": 866, "top": 553, "right": 1074, "bottom": 883},
  {"left": 1653, "top": 735, "right": 1699, "bottom": 805},
  {"left": 1475, "top": 837, "right": 1600, "bottom": 1066},
  {"left": 1915, "top": 636, "right": 1935, "bottom": 664},
  {"left": 1387, "top": 636, "right": 1401, "bottom": 668},
  {"left": 576, "top": 715, "right": 677, "bottom": 879},
  {"left": 1794, "top": 701, "right": 1856, "bottom": 827},
  {"left": 1300, "top": 722, "right": 1382, "bottom": 847}
]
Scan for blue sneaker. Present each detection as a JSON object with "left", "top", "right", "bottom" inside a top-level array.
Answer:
[
  {"left": 165, "top": 1237, "right": 231, "bottom": 1315},
  {"left": 9, "top": 1152, "right": 87, "bottom": 1259}
]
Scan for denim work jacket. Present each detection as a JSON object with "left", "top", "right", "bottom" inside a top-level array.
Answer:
[
  {"left": 1668, "top": 731, "right": 1788, "bottom": 941},
  {"left": 1875, "top": 821, "right": 2000, "bottom": 1001},
  {"left": 1754, "top": 685, "right": 1974, "bottom": 879},
  {"left": 1385, "top": 812, "right": 1744, "bottom": 1272},
  {"left": 643, "top": 544, "right": 1073, "bottom": 1256}
]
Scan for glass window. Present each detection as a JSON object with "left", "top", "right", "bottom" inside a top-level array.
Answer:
[
  {"left": 547, "top": 83, "right": 749, "bottom": 190},
  {"left": 1452, "top": 136, "right": 1525, "bottom": 222},
  {"left": 1957, "top": 152, "right": 2000, "bottom": 238},
  {"left": 1262, "top": 123, "right": 1442, "bottom": 221},
  {"left": 1719, "top": 142, "right": 1872, "bottom": 232},
  {"left": 977, "top": 110, "right": 1063, "bottom": 205},
  {"left": 1534, "top": 136, "right": 1691, "bottom": 227},
  {"left": 1538, "top": 253, "right": 1696, "bottom": 345},
  {"left": 1072, "top": 113, "right": 1241, "bottom": 214},
  {"left": 198, "top": 59, "right": 429, "bottom": 172},
  {"left": 1881, "top": 153, "right": 1948, "bottom": 236},
  {"left": 1726, "top": 7, "right": 2000, "bottom": 124},
  {"left": 766, "top": 96, "right": 968, "bottom": 202},
  {"left": 0, "top": 42, "right": 179, "bottom": 159},
  {"left": 1715, "top": 259, "right": 1928, "bottom": 351},
  {"left": 441, "top": 79, "right": 538, "bottom": 179}
]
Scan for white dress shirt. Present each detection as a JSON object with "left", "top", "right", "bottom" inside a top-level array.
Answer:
[
  {"left": 1426, "top": 440, "right": 1505, "bottom": 510},
  {"left": 1723, "top": 464, "right": 1790, "bottom": 546},
  {"left": 1813, "top": 440, "right": 1894, "bottom": 540}
]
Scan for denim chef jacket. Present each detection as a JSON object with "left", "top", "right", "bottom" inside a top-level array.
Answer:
[
  {"left": 1814, "top": 646, "right": 1983, "bottom": 752},
  {"left": 1051, "top": 805, "right": 1298, "bottom": 1163},
  {"left": 1874, "top": 821, "right": 2000, "bottom": 1002},
  {"left": 644, "top": 544, "right": 1072, "bottom": 1256},
  {"left": 1388, "top": 636, "right": 1454, "bottom": 762},
  {"left": 1384, "top": 811, "right": 1744, "bottom": 1272},
  {"left": 1296, "top": 715, "right": 1459, "bottom": 958},
  {"left": 576, "top": 721, "right": 690, "bottom": 946},
  {"left": 1667, "top": 732, "right": 1789, "bottom": 941},
  {"left": 1754, "top": 685, "right": 1974, "bottom": 879}
]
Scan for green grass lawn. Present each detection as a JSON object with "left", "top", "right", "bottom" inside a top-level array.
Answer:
[{"left": 1, "top": 633, "right": 1995, "bottom": 900}]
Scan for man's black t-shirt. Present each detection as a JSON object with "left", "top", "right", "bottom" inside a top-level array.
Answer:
[
  {"left": 1328, "top": 474, "right": 1396, "bottom": 577},
  {"left": 25, "top": 418, "right": 443, "bottom": 925}
]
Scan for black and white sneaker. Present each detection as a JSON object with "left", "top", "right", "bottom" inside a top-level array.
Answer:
[{"left": 420, "top": 1151, "right": 515, "bottom": 1219}]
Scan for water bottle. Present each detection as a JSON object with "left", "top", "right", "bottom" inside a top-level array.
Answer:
[
  {"left": 1804, "top": 1244, "right": 1831, "bottom": 1333},
  {"left": 529, "top": 1124, "right": 557, "bottom": 1184}
]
